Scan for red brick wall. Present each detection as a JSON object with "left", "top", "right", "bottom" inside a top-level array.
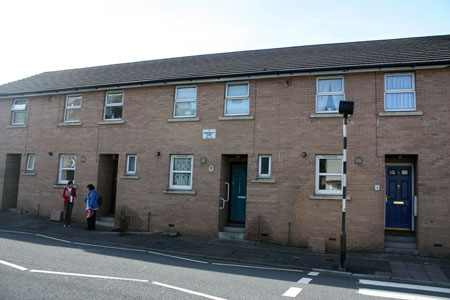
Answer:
[{"left": 1, "top": 68, "right": 449, "bottom": 256}]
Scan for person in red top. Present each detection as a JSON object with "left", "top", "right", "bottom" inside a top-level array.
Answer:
[{"left": 62, "top": 180, "right": 76, "bottom": 227}]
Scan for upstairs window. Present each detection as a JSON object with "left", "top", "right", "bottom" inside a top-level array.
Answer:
[
  {"left": 225, "top": 82, "right": 249, "bottom": 116},
  {"left": 258, "top": 155, "right": 272, "bottom": 178},
  {"left": 169, "top": 155, "right": 193, "bottom": 190},
  {"left": 126, "top": 155, "right": 137, "bottom": 175},
  {"left": 174, "top": 86, "right": 197, "bottom": 118},
  {"left": 316, "top": 77, "right": 344, "bottom": 113},
  {"left": 58, "top": 155, "right": 76, "bottom": 184},
  {"left": 385, "top": 74, "right": 415, "bottom": 111},
  {"left": 26, "top": 154, "right": 35, "bottom": 171},
  {"left": 315, "top": 155, "right": 343, "bottom": 195},
  {"left": 104, "top": 91, "right": 124, "bottom": 120},
  {"left": 11, "top": 99, "right": 27, "bottom": 125},
  {"left": 64, "top": 95, "right": 82, "bottom": 122}
]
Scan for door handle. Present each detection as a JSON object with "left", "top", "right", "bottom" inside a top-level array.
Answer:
[
  {"left": 237, "top": 196, "right": 246, "bottom": 199},
  {"left": 393, "top": 201, "right": 404, "bottom": 205}
]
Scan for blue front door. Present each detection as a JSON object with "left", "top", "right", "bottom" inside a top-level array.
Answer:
[
  {"left": 385, "top": 166, "right": 413, "bottom": 229},
  {"left": 230, "top": 163, "right": 247, "bottom": 223}
]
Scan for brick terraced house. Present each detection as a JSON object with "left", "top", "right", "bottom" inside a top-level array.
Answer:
[{"left": 1, "top": 35, "right": 449, "bottom": 256}]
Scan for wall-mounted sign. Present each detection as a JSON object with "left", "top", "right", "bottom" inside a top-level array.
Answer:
[{"left": 203, "top": 129, "right": 216, "bottom": 139}]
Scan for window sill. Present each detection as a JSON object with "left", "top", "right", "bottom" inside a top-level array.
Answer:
[
  {"left": 23, "top": 172, "right": 36, "bottom": 176},
  {"left": 378, "top": 111, "right": 423, "bottom": 117},
  {"left": 309, "top": 194, "right": 351, "bottom": 200},
  {"left": 219, "top": 115, "right": 254, "bottom": 121},
  {"left": 251, "top": 178, "right": 277, "bottom": 184},
  {"left": 163, "top": 189, "right": 197, "bottom": 195},
  {"left": 7, "top": 124, "right": 27, "bottom": 128},
  {"left": 58, "top": 122, "right": 82, "bottom": 127},
  {"left": 98, "top": 120, "right": 126, "bottom": 125},
  {"left": 309, "top": 113, "right": 348, "bottom": 118},
  {"left": 120, "top": 174, "right": 140, "bottom": 180},
  {"left": 168, "top": 117, "right": 200, "bottom": 122},
  {"left": 53, "top": 184, "right": 78, "bottom": 188}
]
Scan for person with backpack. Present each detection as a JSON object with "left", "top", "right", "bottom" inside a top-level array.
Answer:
[{"left": 85, "top": 184, "right": 99, "bottom": 231}]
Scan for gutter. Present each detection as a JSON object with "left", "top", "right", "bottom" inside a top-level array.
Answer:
[{"left": 0, "top": 61, "right": 449, "bottom": 99}]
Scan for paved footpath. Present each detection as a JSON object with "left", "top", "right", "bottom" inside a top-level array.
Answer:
[{"left": 1, "top": 211, "right": 449, "bottom": 287}]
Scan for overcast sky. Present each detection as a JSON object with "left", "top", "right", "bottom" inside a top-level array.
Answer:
[{"left": 0, "top": 0, "right": 449, "bottom": 85}]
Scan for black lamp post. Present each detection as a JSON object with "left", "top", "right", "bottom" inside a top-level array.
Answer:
[{"left": 338, "top": 100, "right": 354, "bottom": 270}]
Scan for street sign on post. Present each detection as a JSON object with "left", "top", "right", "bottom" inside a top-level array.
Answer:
[{"left": 338, "top": 100, "right": 354, "bottom": 270}]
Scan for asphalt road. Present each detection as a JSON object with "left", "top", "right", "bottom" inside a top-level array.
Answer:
[{"left": 1, "top": 231, "right": 450, "bottom": 300}]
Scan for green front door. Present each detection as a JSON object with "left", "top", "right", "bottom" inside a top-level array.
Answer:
[{"left": 230, "top": 163, "right": 247, "bottom": 223}]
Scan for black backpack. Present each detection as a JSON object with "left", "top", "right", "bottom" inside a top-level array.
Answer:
[{"left": 98, "top": 195, "right": 103, "bottom": 206}]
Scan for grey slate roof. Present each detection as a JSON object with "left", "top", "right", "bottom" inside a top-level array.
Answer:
[{"left": 1, "top": 34, "right": 450, "bottom": 96}]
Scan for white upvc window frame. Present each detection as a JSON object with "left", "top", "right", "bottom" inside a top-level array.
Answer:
[
  {"left": 258, "top": 155, "right": 272, "bottom": 178},
  {"left": 64, "top": 94, "right": 82, "bottom": 122},
  {"left": 315, "top": 77, "right": 345, "bottom": 113},
  {"left": 58, "top": 155, "right": 76, "bottom": 185},
  {"left": 173, "top": 85, "right": 197, "bottom": 118},
  {"left": 224, "top": 82, "right": 250, "bottom": 116},
  {"left": 315, "top": 155, "right": 343, "bottom": 195},
  {"left": 11, "top": 98, "right": 28, "bottom": 125},
  {"left": 26, "top": 154, "right": 35, "bottom": 171},
  {"left": 169, "top": 155, "right": 194, "bottom": 190},
  {"left": 104, "top": 91, "right": 124, "bottom": 121},
  {"left": 126, "top": 154, "right": 137, "bottom": 175},
  {"left": 384, "top": 73, "right": 416, "bottom": 112}
]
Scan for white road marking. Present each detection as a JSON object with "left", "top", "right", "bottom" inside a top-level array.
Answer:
[
  {"left": 297, "top": 277, "right": 312, "bottom": 284},
  {"left": 3, "top": 230, "right": 207, "bottom": 264},
  {"left": 73, "top": 242, "right": 146, "bottom": 252},
  {"left": 308, "top": 271, "right": 320, "bottom": 276},
  {"left": 35, "top": 234, "right": 72, "bottom": 243},
  {"left": 282, "top": 287, "right": 302, "bottom": 297},
  {"left": 358, "top": 288, "right": 448, "bottom": 300},
  {"left": 147, "top": 250, "right": 208, "bottom": 264},
  {"left": 359, "top": 279, "right": 450, "bottom": 294},
  {"left": 0, "top": 259, "right": 28, "bottom": 271},
  {"left": 312, "top": 268, "right": 350, "bottom": 275},
  {"left": 152, "top": 281, "right": 227, "bottom": 300},
  {"left": 0, "top": 229, "right": 33, "bottom": 235},
  {"left": 212, "top": 262, "right": 301, "bottom": 272},
  {"left": 29, "top": 270, "right": 149, "bottom": 282}
]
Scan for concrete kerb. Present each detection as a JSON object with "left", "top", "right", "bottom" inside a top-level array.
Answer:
[
  {"left": 0, "top": 226, "right": 400, "bottom": 282},
  {"left": 4, "top": 227, "right": 450, "bottom": 288},
  {"left": 9, "top": 224, "right": 449, "bottom": 287},
  {"left": 2, "top": 212, "right": 450, "bottom": 288},
  {"left": 0, "top": 227, "right": 309, "bottom": 271},
  {"left": 0, "top": 228, "right": 399, "bottom": 278}
]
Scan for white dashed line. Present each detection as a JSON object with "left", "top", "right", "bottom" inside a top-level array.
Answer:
[
  {"left": 73, "top": 242, "right": 146, "bottom": 252},
  {"left": 312, "top": 268, "right": 350, "bottom": 275},
  {"left": 152, "top": 281, "right": 227, "bottom": 300},
  {"left": 0, "top": 229, "right": 33, "bottom": 235},
  {"left": 0, "top": 259, "right": 28, "bottom": 271},
  {"left": 147, "top": 250, "right": 208, "bottom": 264},
  {"left": 308, "top": 271, "right": 320, "bottom": 276},
  {"left": 1, "top": 230, "right": 208, "bottom": 265},
  {"left": 297, "top": 277, "right": 312, "bottom": 284},
  {"left": 358, "top": 288, "right": 448, "bottom": 300},
  {"left": 212, "top": 262, "right": 301, "bottom": 272},
  {"left": 35, "top": 234, "right": 72, "bottom": 243},
  {"left": 30, "top": 270, "right": 149, "bottom": 282},
  {"left": 282, "top": 287, "right": 302, "bottom": 297}
]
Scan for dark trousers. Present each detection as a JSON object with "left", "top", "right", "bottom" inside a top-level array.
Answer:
[
  {"left": 63, "top": 202, "right": 73, "bottom": 226},
  {"left": 87, "top": 210, "right": 97, "bottom": 230}
]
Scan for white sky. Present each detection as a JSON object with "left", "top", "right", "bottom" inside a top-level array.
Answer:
[{"left": 0, "top": 0, "right": 449, "bottom": 85}]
